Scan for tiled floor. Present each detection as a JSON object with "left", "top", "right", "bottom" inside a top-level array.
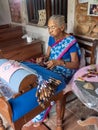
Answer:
[
  {"left": 1, "top": 96, "right": 98, "bottom": 130},
  {"left": 45, "top": 99, "right": 97, "bottom": 130},
  {"left": 22, "top": 97, "right": 98, "bottom": 130}
]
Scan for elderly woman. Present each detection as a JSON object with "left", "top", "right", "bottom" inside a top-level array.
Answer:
[
  {"left": 24, "top": 15, "right": 81, "bottom": 127},
  {"left": 36, "top": 15, "right": 81, "bottom": 82}
]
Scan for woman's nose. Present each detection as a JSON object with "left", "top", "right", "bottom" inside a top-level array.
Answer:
[{"left": 48, "top": 29, "right": 53, "bottom": 33}]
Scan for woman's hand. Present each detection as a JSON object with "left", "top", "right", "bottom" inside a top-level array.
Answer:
[
  {"left": 45, "top": 60, "right": 61, "bottom": 69},
  {"left": 36, "top": 57, "right": 43, "bottom": 64}
]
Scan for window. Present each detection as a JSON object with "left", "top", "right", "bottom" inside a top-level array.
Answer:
[{"left": 26, "top": 0, "right": 67, "bottom": 25}]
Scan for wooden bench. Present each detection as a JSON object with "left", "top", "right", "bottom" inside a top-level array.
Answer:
[
  {"left": 0, "top": 24, "right": 23, "bottom": 45},
  {"left": 0, "top": 24, "right": 10, "bottom": 29},
  {"left": 74, "top": 35, "right": 97, "bottom": 65},
  {"left": 0, "top": 40, "right": 43, "bottom": 61}
]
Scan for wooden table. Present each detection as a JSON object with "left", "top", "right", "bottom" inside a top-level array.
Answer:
[{"left": 0, "top": 39, "right": 43, "bottom": 61}]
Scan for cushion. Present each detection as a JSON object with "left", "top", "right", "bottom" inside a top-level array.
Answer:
[{"left": 8, "top": 87, "right": 38, "bottom": 122}]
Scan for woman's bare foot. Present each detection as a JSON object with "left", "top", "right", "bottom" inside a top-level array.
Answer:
[
  {"left": 23, "top": 120, "right": 33, "bottom": 127},
  {"left": 77, "top": 116, "right": 98, "bottom": 127},
  {"left": 43, "top": 117, "right": 49, "bottom": 123},
  {"left": 23, "top": 121, "right": 41, "bottom": 127},
  {"left": 33, "top": 122, "right": 41, "bottom": 127}
]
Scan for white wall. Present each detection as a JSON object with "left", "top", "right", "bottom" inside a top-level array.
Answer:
[
  {"left": 0, "top": 0, "right": 11, "bottom": 25},
  {"left": 67, "top": 0, "right": 76, "bottom": 33},
  {"left": 25, "top": 25, "right": 49, "bottom": 54}
]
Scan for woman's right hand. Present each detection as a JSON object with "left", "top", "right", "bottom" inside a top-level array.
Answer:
[
  {"left": 36, "top": 56, "right": 49, "bottom": 67},
  {"left": 36, "top": 57, "right": 43, "bottom": 64}
]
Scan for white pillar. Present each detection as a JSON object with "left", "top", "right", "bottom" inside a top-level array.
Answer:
[{"left": 67, "top": 0, "right": 76, "bottom": 33}]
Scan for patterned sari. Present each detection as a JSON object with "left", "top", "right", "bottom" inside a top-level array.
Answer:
[{"left": 49, "top": 35, "right": 81, "bottom": 82}]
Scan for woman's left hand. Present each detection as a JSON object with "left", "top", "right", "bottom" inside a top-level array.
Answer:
[{"left": 45, "top": 60, "right": 60, "bottom": 69}]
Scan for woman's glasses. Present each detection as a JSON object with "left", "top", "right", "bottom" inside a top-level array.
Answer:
[{"left": 48, "top": 25, "right": 58, "bottom": 30}]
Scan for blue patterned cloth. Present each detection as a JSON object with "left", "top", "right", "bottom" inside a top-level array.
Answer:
[{"left": 48, "top": 35, "right": 81, "bottom": 82}]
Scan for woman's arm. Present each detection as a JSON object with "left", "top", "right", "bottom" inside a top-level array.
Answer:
[
  {"left": 63, "top": 52, "right": 80, "bottom": 69},
  {"left": 45, "top": 52, "right": 80, "bottom": 69},
  {"left": 36, "top": 46, "right": 51, "bottom": 64},
  {"left": 45, "top": 46, "right": 51, "bottom": 58}
]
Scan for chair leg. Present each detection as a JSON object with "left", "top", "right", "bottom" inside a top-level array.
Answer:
[
  {"left": 56, "top": 100, "right": 63, "bottom": 130},
  {"left": 56, "top": 96, "right": 66, "bottom": 130},
  {"left": 0, "top": 117, "right": 5, "bottom": 130}
]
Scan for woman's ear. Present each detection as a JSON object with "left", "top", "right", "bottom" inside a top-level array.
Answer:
[{"left": 61, "top": 25, "right": 65, "bottom": 31}]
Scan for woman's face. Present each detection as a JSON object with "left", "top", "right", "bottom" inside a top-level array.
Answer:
[{"left": 48, "top": 19, "right": 63, "bottom": 38}]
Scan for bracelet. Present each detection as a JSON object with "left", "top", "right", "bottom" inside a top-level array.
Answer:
[{"left": 63, "top": 61, "right": 66, "bottom": 67}]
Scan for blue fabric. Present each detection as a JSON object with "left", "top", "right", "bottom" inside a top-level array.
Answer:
[
  {"left": 8, "top": 62, "right": 66, "bottom": 122},
  {"left": 9, "top": 87, "right": 38, "bottom": 122},
  {"left": 48, "top": 36, "right": 55, "bottom": 46},
  {"left": 22, "top": 62, "right": 66, "bottom": 91}
]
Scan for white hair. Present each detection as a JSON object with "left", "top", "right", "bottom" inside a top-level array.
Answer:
[{"left": 48, "top": 15, "right": 66, "bottom": 28}]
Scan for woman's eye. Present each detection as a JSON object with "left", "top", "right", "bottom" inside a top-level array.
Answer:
[
  {"left": 48, "top": 26, "right": 56, "bottom": 30},
  {"left": 52, "top": 26, "right": 55, "bottom": 29}
]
